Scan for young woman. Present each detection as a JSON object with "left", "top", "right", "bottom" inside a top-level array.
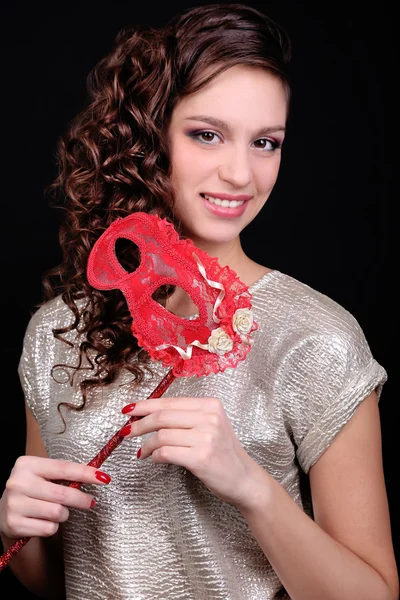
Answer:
[{"left": 0, "top": 4, "right": 397, "bottom": 599}]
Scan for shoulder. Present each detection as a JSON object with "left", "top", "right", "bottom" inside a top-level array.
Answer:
[
  {"left": 24, "top": 294, "right": 87, "bottom": 343},
  {"left": 19, "top": 294, "right": 88, "bottom": 400},
  {"left": 263, "top": 274, "right": 388, "bottom": 472},
  {"left": 253, "top": 270, "right": 370, "bottom": 355},
  {"left": 251, "top": 270, "right": 388, "bottom": 399},
  {"left": 20, "top": 295, "right": 89, "bottom": 373}
]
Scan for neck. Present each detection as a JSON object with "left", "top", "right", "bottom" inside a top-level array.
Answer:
[
  {"left": 166, "top": 235, "right": 270, "bottom": 317},
  {"left": 189, "top": 235, "right": 249, "bottom": 276},
  {"left": 189, "top": 235, "right": 270, "bottom": 286}
]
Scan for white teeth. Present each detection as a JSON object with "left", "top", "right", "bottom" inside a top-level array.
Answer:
[{"left": 203, "top": 194, "right": 244, "bottom": 208}]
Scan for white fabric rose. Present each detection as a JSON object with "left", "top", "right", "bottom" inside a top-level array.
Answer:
[
  {"left": 208, "top": 327, "right": 234, "bottom": 356},
  {"left": 232, "top": 308, "right": 253, "bottom": 335}
]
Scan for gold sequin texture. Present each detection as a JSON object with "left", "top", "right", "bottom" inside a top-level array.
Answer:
[{"left": 18, "top": 270, "right": 387, "bottom": 599}]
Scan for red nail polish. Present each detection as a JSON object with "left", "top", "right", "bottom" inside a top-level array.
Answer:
[
  {"left": 137, "top": 448, "right": 142, "bottom": 459},
  {"left": 95, "top": 470, "right": 111, "bottom": 484},
  {"left": 119, "top": 425, "right": 131, "bottom": 437},
  {"left": 90, "top": 498, "right": 96, "bottom": 508},
  {"left": 121, "top": 403, "right": 136, "bottom": 414}
]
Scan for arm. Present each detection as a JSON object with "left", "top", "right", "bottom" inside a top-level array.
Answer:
[
  {"left": 0, "top": 402, "right": 66, "bottom": 599},
  {"left": 239, "top": 392, "right": 399, "bottom": 600},
  {"left": 0, "top": 402, "right": 111, "bottom": 599}
]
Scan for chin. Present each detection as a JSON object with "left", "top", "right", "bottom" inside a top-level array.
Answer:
[{"left": 189, "top": 221, "right": 243, "bottom": 246}]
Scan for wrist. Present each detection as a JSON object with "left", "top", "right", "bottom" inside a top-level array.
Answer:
[{"left": 234, "top": 459, "right": 274, "bottom": 516}]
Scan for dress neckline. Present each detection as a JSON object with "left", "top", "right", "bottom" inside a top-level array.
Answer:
[{"left": 248, "top": 268, "right": 280, "bottom": 292}]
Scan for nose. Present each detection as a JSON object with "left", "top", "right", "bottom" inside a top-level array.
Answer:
[{"left": 218, "top": 146, "right": 252, "bottom": 188}]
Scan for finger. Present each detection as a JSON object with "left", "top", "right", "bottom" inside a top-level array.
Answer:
[
  {"left": 122, "top": 410, "right": 207, "bottom": 438},
  {"left": 121, "top": 396, "right": 221, "bottom": 416},
  {"left": 13, "top": 456, "right": 111, "bottom": 487},
  {"left": 13, "top": 495, "right": 71, "bottom": 523},
  {"left": 7, "top": 475, "right": 102, "bottom": 510},
  {"left": 25, "top": 479, "right": 97, "bottom": 510},
  {"left": 5, "top": 515, "right": 60, "bottom": 539},
  {"left": 140, "top": 428, "right": 200, "bottom": 459},
  {"left": 150, "top": 446, "right": 194, "bottom": 468}
]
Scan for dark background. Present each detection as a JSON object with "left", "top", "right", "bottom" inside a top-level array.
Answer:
[{"left": 0, "top": 1, "right": 395, "bottom": 597}]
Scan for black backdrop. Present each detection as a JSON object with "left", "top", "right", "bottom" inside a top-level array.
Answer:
[{"left": 0, "top": 1, "right": 395, "bottom": 597}]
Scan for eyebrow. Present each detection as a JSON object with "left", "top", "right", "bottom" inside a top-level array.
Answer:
[{"left": 184, "top": 115, "right": 286, "bottom": 136}]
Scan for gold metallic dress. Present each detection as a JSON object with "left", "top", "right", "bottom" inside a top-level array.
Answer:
[{"left": 18, "top": 270, "right": 387, "bottom": 599}]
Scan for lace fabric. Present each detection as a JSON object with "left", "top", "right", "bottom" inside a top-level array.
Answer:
[{"left": 87, "top": 212, "right": 258, "bottom": 376}]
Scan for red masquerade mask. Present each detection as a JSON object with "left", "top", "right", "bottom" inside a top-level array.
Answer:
[{"left": 87, "top": 212, "right": 258, "bottom": 376}]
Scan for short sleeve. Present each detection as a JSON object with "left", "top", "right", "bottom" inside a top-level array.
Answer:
[
  {"left": 278, "top": 313, "right": 387, "bottom": 474},
  {"left": 18, "top": 307, "right": 51, "bottom": 427},
  {"left": 17, "top": 296, "right": 76, "bottom": 430}
]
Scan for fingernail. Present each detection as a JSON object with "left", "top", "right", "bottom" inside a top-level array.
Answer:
[
  {"left": 121, "top": 403, "right": 136, "bottom": 414},
  {"left": 137, "top": 448, "right": 142, "bottom": 459},
  {"left": 90, "top": 498, "right": 96, "bottom": 508},
  {"left": 119, "top": 425, "right": 131, "bottom": 437},
  {"left": 95, "top": 470, "right": 111, "bottom": 484}
]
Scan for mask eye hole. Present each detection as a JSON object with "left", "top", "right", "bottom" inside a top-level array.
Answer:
[
  {"left": 152, "top": 284, "right": 175, "bottom": 306},
  {"left": 114, "top": 238, "right": 141, "bottom": 273},
  {"left": 152, "top": 286, "right": 199, "bottom": 319}
]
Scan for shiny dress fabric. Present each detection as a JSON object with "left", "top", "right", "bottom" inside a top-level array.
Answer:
[{"left": 18, "top": 270, "right": 387, "bottom": 600}]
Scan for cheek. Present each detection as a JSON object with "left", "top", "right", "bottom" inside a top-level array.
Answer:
[
  {"left": 170, "top": 139, "right": 197, "bottom": 181},
  {"left": 255, "top": 156, "right": 281, "bottom": 191},
  {"left": 172, "top": 144, "right": 214, "bottom": 188}
]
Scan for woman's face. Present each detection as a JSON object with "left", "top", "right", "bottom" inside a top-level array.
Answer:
[{"left": 167, "top": 65, "right": 287, "bottom": 247}]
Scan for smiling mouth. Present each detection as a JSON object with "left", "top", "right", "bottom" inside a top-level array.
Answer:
[{"left": 200, "top": 193, "right": 245, "bottom": 208}]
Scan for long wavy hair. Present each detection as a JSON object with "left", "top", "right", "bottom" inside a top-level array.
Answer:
[{"left": 43, "top": 3, "right": 291, "bottom": 408}]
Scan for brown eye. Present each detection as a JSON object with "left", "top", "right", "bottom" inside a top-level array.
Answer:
[
  {"left": 253, "top": 138, "right": 280, "bottom": 151},
  {"left": 200, "top": 132, "right": 216, "bottom": 142},
  {"left": 188, "top": 130, "right": 221, "bottom": 144},
  {"left": 254, "top": 139, "right": 270, "bottom": 149}
]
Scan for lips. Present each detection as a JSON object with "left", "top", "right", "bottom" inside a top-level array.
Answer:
[{"left": 200, "top": 193, "right": 249, "bottom": 218}]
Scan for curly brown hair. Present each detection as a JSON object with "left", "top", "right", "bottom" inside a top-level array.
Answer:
[{"left": 42, "top": 3, "right": 291, "bottom": 408}]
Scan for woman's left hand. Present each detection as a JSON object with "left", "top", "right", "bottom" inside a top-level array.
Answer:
[{"left": 119, "top": 396, "right": 263, "bottom": 509}]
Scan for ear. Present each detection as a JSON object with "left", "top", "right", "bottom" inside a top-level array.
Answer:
[{"left": 87, "top": 216, "right": 140, "bottom": 290}]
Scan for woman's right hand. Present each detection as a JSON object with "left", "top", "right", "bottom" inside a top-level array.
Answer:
[{"left": 0, "top": 456, "right": 111, "bottom": 540}]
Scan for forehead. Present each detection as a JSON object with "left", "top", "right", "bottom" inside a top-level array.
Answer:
[{"left": 171, "top": 65, "right": 288, "bottom": 126}]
